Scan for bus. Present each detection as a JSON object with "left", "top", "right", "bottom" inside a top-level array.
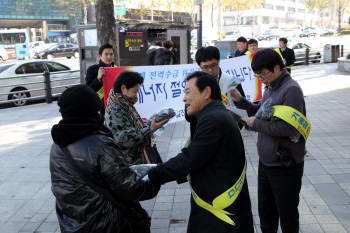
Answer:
[{"left": 0, "top": 30, "right": 30, "bottom": 60}]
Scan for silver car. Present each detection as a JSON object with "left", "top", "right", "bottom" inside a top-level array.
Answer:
[{"left": 0, "top": 60, "right": 80, "bottom": 106}]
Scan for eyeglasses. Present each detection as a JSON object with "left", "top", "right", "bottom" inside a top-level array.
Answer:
[
  {"left": 200, "top": 63, "right": 218, "bottom": 71},
  {"left": 255, "top": 70, "right": 271, "bottom": 77}
]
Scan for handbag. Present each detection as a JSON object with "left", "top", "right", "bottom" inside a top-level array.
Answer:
[{"left": 142, "top": 144, "right": 163, "bottom": 164}]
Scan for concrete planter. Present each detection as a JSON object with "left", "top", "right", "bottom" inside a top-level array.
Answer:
[{"left": 337, "top": 57, "right": 350, "bottom": 72}]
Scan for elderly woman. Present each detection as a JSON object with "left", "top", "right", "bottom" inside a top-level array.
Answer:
[{"left": 105, "top": 71, "right": 167, "bottom": 165}]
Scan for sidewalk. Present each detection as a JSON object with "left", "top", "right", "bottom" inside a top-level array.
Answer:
[{"left": 0, "top": 63, "right": 349, "bottom": 233}]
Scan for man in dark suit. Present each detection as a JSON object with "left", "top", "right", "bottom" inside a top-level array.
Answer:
[
  {"left": 279, "top": 38, "right": 296, "bottom": 74},
  {"left": 148, "top": 72, "right": 254, "bottom": 233},
  {"left": 85, "top": 43, "right": 115, "bottom": 117},
  {"left": 234, "top": 37, "right": 248, "bottom": 57}
]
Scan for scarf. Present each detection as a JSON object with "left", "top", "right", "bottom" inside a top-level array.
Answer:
[
  {"left": 51, "top": 117, "right": 111, "bottom": 147},
  {"left": 107, "top": 89, "right": 145, "bottom": 130}
]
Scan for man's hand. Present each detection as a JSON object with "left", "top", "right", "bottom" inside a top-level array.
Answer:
[
  {"left": 97, "top": 67, "right": 105, "bottom": 81},
  {"left": 230, "top": 88, "right": 242, "bottom": 103},
  {"left": 150, "top": 118, "right": 169, "bottom": 133},
  {"left": 242, "top": 117, "right": 255, "bottom": 127}
]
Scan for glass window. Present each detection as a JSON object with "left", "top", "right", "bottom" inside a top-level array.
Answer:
[
  {"left": 276, "top": 6, "right": 285, "bottom": 11},
  {"left": 58, "top": 44, "right": 65, "bottom": 49},
  {"left": 298, "top": 9, "right": 305, "bottom": 13},
  {"left": 46, "top": 62, "right": 70, "bottom": 72},
  {"left": 224, "top": 17, "right": 235, "bottom": 26},
  {"left": 288, "top": 7, "right": 296, "bottom": 13},
  {"left": 66, "top": 44, "right": 73, "bottom": 48},
  {"left": 16, "top": 62, "right": 45, "bottom": 74},
  {"left": 0, "top": 64, "right": 14, "bottom": 74},
  {"left": 264, "top": 4, "right": 274, "bottom": 9}
]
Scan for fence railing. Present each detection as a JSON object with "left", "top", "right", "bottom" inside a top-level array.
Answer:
[{"left": 0, "top": 70, "right": 80, "bottom": 106}]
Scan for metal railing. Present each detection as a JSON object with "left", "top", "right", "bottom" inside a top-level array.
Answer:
[{"left": 0, "top": 70, "right": 80, "bottom": 106}]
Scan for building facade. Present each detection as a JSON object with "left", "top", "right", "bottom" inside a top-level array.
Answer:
[{"left": 0, "top": 0, "right": 78, "bottom": 43}]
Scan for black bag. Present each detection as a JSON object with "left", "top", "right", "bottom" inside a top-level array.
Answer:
[{"left": 142, "top": 144, "right": 163, "bottom": 164}]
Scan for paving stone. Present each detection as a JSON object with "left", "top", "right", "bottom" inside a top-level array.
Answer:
[
  {"left": 314, "top": 183, "right": 350, "bottom": 205},
  {"left": 329, "top": 205, "right": 350, "bottom": 232},
  {"left": 320, "top": 223, "right": 347, "bottom": 233},
  {"left": 300, "top": 223, "right": 324, "bottom": 233},
  {"left": 307, "top": 175, "right": 335, "bottom": 184}
]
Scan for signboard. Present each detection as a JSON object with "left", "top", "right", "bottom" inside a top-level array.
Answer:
[
  {"left": 114, "top": 4, "right": 126, "bottom": 16},
  {"left": 103, "top": 56, "right": 259, "bottom": 123},
  {"left": 84, "top": 29, "right": 97, "bottom": 47}
]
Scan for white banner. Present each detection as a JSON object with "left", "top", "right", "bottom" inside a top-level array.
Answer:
[{"left": 126, "top": 56, "right": 254, "bottom": 123}]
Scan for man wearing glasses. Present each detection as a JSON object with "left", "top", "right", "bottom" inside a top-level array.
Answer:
[
  {"left": 195, "top": 46, "right": 246, "bottom": 99},
  {"left": 231, "top": 49, "right": 307, "bottom": 233},
  {"left": 193, "top": 46, "right": 246, "bottom": 129}
]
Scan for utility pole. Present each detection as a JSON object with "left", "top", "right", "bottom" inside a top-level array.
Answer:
[{"left": 196, "top": 0, "right": 203, "bottom": 49}]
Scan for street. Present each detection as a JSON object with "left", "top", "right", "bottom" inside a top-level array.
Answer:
[{"left": 0, "top": 62, "right": 350, "bottom": 233}]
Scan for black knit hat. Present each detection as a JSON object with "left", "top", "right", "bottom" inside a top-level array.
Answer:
[{"left": 58, "top": 85, "right": 102, "bottom": 119}]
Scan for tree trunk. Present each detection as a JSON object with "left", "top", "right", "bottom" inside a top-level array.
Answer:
[
  {"left": 82, "top": 0, "right": 88, "bottom": 25},
  {"left": 95, "top": 0, "right": 117, "bottom": 64}
]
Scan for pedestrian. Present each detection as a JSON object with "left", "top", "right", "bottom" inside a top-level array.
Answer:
[
  {"left": 147, "top": 71, "right": 254, "bottom": 233},
  {"left": 231, "top": 49, "right": 308, "bottom": 233},
  {"left": 104, "top": 71, "right": 168, "bottom": 165},
  {"left": 234, "top": 37, "right": 248, "bottom": 57},
  {"left": 85, "top": 43, "right": 115, "bottom": 117},
  {"left": 50, "top": 85, "right": 160, "bottom": 233},
  {"left": 278, "top": 38, "right": 296, "bottom": 74},
  {"left": 145, "top": 40, "right": 163, "bottom": 65},
  {"left": 194, "top": 46, "right": 246, "bottom": 128},
  {"left": 154, "top": 40, "right": 176, "bottom": 65},
  {"left": 246, "top": 39, "right": 258, "bottom": 57}
]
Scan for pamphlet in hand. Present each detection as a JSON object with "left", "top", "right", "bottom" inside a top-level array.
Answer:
[{"left": 130, "top": 164, "right": 157, "bottom": 180}]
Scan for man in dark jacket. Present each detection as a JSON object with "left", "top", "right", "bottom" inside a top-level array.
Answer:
[
  {"left": 231, "top": 49, "right": 307, "bottom": 233},
  {"left": 234, "top": 36, "right": 248, "bottom": 57},
  {"left": 154, "top": 40, "right": 176, "bottom": 65},
  {"left": 145, "top": 40, "right": 163, "bottom": 65},
  {"left": 279, "top": 38, "right": 295, "bottom": 74},
  {"left": 50, "top": 85, "right": 159, "bottom": 233},
  {"left": 85, "top": 43, "right": 115, "bottom": 116},
  {"left": 148, "top": 72, "right": 254, "bottom": 233}
]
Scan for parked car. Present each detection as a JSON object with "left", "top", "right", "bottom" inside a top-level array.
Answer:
[
  {"left": 258, "top": 31, "right": 279, "bottom": 41},
  {"left": 299, "top": 29, "right": 317, "bottom": 38},
  {"left": 0, "top": 47, "right": 8, "bottom": 63},
  {"left": 291, "top": 42, "right": 321, "bottom": 64},
  {"left": 34, "top": 43, "right": 79, "bottom": 59},
  {"left": 318, "top": 29, "right": 336, "bottom": 37},
  {"left": 0, "top": 60, "right": 80, "bottom": 106}
]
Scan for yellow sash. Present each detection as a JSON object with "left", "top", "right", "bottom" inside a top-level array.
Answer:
[
  {"left": 97, "top": 87, "right": 104, "bottom": 99},
  {"left": 188, "top": 162, "right": 246, "bottom": 226},
  {"left": 272, "top": 105, "right": 311, "bottom": 141}
]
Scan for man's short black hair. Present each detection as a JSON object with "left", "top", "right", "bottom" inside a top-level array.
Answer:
[
  {"left": 237, "top": 36, "right": 247, "bottom": 43},
  {"left": 247, "top": 39, "right": 258, "bottom": 46},
  {"left": 154, "top": 40, "right": 163, "bottom": 46},
  {"left": 98, "top": 43, "right": 113, "bottom": 55},
  {"left": 195, "top": 46, "right": 220, "bottom": 66},
  {"left": 279, "top": 37, "right": 288, "bottom": 44},
  {"left": 186, "top": 71, "right": 222, "bottom": 101},
  {"left": 114, "top": 71, "right": 144, "bottom": 93},
  {"left": 163, "top": 40, "right": 174, "bottom": 49},
  {"left": 251, "top": 49, "right": 285, "bottom": 73}
]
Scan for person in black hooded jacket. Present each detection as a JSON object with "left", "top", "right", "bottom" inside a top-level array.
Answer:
[
  {"left": 154, "top": 40, "right": 177, "bottom": 65},
  {"left": 50, "top": 85, "right": 160, "bottom": 233}
]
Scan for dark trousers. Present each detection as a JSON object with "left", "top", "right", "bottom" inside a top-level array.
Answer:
[{"left": 258, "top": 161, "right": 304, "bottom": 233}]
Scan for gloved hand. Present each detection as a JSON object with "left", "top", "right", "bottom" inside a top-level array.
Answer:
[{"left": 140, "top": 178, "right": 161, "bottom": 200}]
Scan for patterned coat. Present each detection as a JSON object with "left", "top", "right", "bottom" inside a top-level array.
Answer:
[{"left": 105, "top": 103, "right": 151, "bottom": 165}]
